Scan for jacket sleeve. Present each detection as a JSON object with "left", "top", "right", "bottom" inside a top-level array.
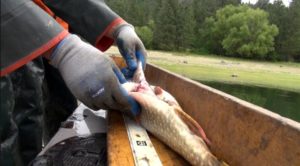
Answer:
[
  {"left": 0, "top": 0, "right": 68, "bottom": 77},
  {"left": 44, "top": 0, "right": 126, "bottom": 51}
]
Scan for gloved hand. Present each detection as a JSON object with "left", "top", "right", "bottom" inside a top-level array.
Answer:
[
  {"left": 113, "top": 24, "right": 147, "bottom": 79},
  {"left": 50, "top": 34, "right": 140, "bottom": 117}
]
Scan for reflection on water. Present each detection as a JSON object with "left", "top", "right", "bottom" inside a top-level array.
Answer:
[{"left": 200, "top": 81, "right": 300, "bottom": 122}]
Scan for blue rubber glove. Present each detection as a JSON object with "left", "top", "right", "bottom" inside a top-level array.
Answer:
[
  {"left": 113, "top": 67, "right": 141, "bottom": 117},
  {"left": 113, "top": 25, "right": 147, "bottom": 80},
  {"left": 50, "top": 34, "right": 140, "bottom": 117}
]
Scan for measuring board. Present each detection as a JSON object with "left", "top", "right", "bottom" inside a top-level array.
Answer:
[{"left": 123, "top": 115, "right": 163, "bottom": 166}]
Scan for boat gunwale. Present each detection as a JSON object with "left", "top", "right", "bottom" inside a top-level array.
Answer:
[{"left": 147, "top": 63, "right": 300, "bottom": 129}]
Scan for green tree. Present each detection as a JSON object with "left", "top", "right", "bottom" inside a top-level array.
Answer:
[
  {"left": 254, "top": 0, "right": 300, "bottom": 61},
  {"left": 260, "top": 0, "right": 289, "bottom": 60},
  {"left": 193, "top": 0, "right": 241, "bottom": 50},
  {"left": 106, "top": 0, "right": 152, "bottom": 26},
  {"left": 135, "top": 26, "right": 153, "bottom": 49},
  {"left": 153, "top": 0, "right": 177, "bottom": 50},
  {"left": 176, "top": 2, "right": 196, "bottom": 50},
  {"left": 153, "top": 0, "right": 196, "bottom": 51},
  {"left": 283, "top": 0, "right": 300, "bottom": 61},
  {"left": 255, "top": 0, "right": 270, "bottom": 9},
  {"left": 220, "top": 0, "right": 241, "bottom": 6},
  {"left": 201, "top": 5, "right": 278, "bottom": 59}
]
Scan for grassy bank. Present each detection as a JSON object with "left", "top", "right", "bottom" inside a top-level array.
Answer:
[{"left": 107, "top": 47, "right": 300, "bottom": 93}]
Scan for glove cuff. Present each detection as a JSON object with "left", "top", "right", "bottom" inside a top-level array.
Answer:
[{"left": 49, "top": 34, "right": 81, "bottom": 68}]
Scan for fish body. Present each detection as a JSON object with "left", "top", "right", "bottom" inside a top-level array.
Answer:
[
  {"left": 122, "top": 62, "right": 225, "bottom": 166},
  {"left": 130, "top": 91, "right": 223, "bottom": 166}
]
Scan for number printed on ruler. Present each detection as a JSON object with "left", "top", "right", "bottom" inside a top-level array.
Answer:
[
  {"left": 123, "top": 115, "right": 162, "bottom": 166},
  {"left": 136, "top": 141, "right": 147, "bottom": 146}
]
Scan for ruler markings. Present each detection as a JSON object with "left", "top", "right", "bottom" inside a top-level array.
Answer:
[{"left": 123, "top": 115, "right": 163, "bottom": 166}]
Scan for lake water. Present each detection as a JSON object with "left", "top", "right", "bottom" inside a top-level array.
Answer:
[{"left": 200, "top": 81, "right": 300, "bottom": 122}]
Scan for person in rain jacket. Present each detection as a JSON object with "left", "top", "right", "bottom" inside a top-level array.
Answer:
[{"left": 0, "top": 0, "right": 147, "bottom": 165}]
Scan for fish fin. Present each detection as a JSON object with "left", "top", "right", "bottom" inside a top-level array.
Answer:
[
  {"left": 154, "top": 86, "right": 163, "bottom": 95},
  {"left": 220, "top": 161, "right": 229, "bottom": 166},
  {"left": 173, "top": 106, "right": 211, "bottom": 146}
]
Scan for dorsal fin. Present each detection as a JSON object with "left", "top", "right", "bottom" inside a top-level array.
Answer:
[{"left": 173, "top": 106, "right": 211, "bottom": 146}]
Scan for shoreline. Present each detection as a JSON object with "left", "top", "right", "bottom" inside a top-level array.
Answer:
[{"left": 106, "top": 47, "right": 300, "bottom": 93}]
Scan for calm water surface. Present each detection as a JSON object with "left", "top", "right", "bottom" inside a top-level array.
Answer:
[{"left": 200, "top": 81, "right": 300, "bottom": 122}]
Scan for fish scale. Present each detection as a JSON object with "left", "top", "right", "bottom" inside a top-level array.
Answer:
[
  {"left": 122, "top": 61, "right": 226, "bottom": 166},
  {"left": 129, "top": 92, "right": 222, "bottom": 166}
]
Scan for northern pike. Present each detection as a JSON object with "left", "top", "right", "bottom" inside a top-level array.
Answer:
[{"left": 122, "top": 62, "right": 226, "bottom": 166}]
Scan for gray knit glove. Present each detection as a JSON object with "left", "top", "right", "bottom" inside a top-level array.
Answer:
[
  {"left": 50, "top": 34, "right": 140, "bottom": 116},
  {"left": 113, "top": 25, "right": 147, "bottom": 79}
]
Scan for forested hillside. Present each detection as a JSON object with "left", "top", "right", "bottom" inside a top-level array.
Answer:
[{"left": 105, "top": 0, "right": 300, "bottom": 61}]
